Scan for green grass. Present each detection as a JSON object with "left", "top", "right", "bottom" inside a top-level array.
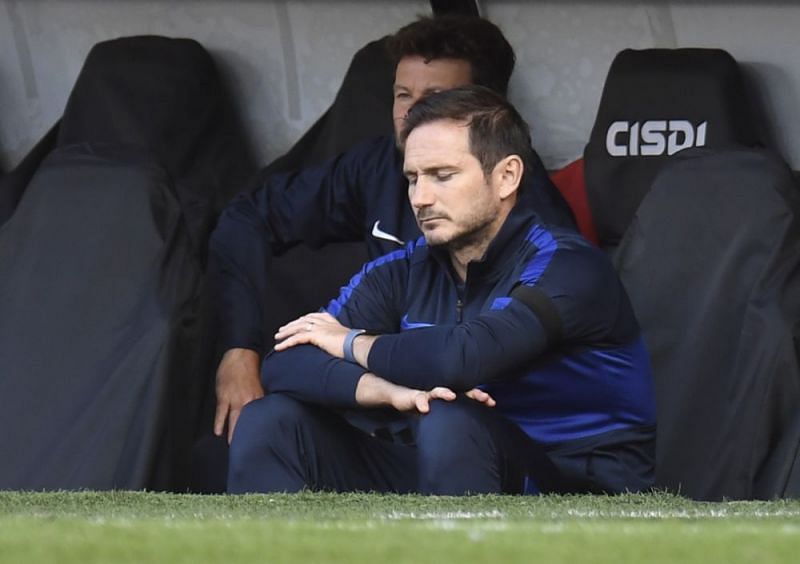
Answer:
[{"left": 1, "top": 491, "right": 799, "bottom": 563}]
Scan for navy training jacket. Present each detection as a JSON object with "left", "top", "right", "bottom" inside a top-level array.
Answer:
[
  {"left": 209, "top": 134, "right": 575, "bottom": 355},
  {"left": 263, "top": 203, "right": 655, "bottom": 446}
]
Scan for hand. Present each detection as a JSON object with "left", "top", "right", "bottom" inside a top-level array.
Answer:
[
  {"left": 355, "top": 373, "right": 456, "bottom": 414},
  {"left": 273, "top": 312, "right": 349, "bottom": 358},
  {"left": 465, "top": 388, "right": 496, "bottom": 408},
  {"left": 396, "top": 387, "right": 496, "bottom": 414},
  {"left": 391, "top": 386, "right": 457, "bottom": 414},
  {"left": 214, "top": 348, "right": 264, "bottom": 443}
]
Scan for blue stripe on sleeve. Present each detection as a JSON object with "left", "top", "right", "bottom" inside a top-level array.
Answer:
[
  {"left": 490, "top": 297, "right": 512, "bottom": 310},
  {"left": 520, "top": 225, "right": 559, "bottom": 286},
  {"left": 326, "top": 238, "right": 424, "bottom": 317}
]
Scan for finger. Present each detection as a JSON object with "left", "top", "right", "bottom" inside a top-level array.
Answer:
[
  {"left": 274, "top": 332, "right": 312, "bottom": 351},
  {"left": 277, "top": 315, "right": 310, "bottom": 331},
  {"left": 227, "top": 409, "right": 241, "bottom": 444},
  {"left": 414, "top": 392, "right": 431, "bottom": 414},
  {"left": 274, "top": 326, "right": 309, "bottom": 342},
  {"left": 465, "top": 388, "right": 486, "bottom": 401},
  {"left": 214, "top": 401, "right": 229, "bottom": 436},
  {"left": 278, "top": 313, "right": 320, "bottom": 331},
  {"left": 275, "top": 318, "right": 313, "bottom": 339},
  {"left": 273, "top": 333, "right": 313, "bottom": 351},
  {"left": 429, "top": 387, "right": 457, "bottom": 401},
  {"left": 466, "top": 388, "right": 496, "bottom": 407}
]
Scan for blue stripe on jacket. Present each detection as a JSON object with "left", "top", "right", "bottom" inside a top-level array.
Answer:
[
  {"left": 520, "top": 225, "right": 559, "bottom": 285},
  {"left": 483, "top": 336, "right": 655, "bottom": 444},
  {"left": 326, "top": 238, "right": 424, "bottom": 317}
]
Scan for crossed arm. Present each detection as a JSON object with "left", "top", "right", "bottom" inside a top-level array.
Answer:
[
  {"left": 273, "top": 312, "right": 378, "bottom": 367},
  {"left": 270, "top": 311, "right": 504, "bottom": 408}
]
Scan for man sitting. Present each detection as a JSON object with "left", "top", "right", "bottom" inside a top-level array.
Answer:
[
  {"left": 209, "top": 15, "right": 575, "bottom": 443},
  {"left": 227, "top": 86, "right": 656, "bottom": 495}
]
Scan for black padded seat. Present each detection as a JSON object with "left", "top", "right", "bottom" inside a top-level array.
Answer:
[
  {"left": 0, "top": 36, "right": 255, "bottom": 490},
  {"left": 584, "top": 48, "right": 762, "bottom": 250},
  {"left": 614, "top": 148, "right": 800, "bottom": 500}
]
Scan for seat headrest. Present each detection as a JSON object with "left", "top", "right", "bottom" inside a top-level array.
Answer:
[
  {"left": 57, "top": 36, "right": 222, "bottom": 180},
  {"left": 584, "top": 48, "right": 762, "bottom": 248},
  {"left": 55, "top": 35, "right": 257, "bottom": 252}
]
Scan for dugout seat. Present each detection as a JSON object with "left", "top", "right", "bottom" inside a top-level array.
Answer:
[
  {"left": 0, "top": 125, "right": 59, "bottom": 226},
  {"left": 565, "top": 48, "right": 764, "bottom": 250},
  {"left": 0, "top": 36, "right": 255, "bottom": 490},
  {"left": 614, "top": 147, "right": 800, "bottom": 500},
  {"left": 574, "top": 48, "right": 799, "bottom": 499}
]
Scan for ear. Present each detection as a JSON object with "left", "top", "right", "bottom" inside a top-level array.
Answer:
[{"left": 492, "top": 154, "right": 524, "bottom": 200}]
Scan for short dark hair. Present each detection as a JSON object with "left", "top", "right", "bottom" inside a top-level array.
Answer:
[
  {"left": 386, "top": 15, "right": 516, "bottom": 96},
  {"left": 400, "top": 85, "right": 534, "bottom": 179}
]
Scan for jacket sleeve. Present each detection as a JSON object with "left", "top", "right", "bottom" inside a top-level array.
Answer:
[
  {"left": 261, "top": 244, "right": 411, "bottom": 406},
  {"left": 367, "top": 245, "right": 630, "bottom": 390},
  {"left": 208, "top": 137, "right": 392, "bottom": 354},
  {"left": 366, "top": 301, "right": 551, "bottom": 391},
  {"left": 261, "top": 345, "right": 366, "bottom": 408},
  {"left": 324, "top": 244, "right": 412, "bottom": 334}
]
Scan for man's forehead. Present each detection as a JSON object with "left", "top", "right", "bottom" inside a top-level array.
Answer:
[
  {"left": 406, "top": 118, "right": 470, "bottom": 143},
  {"left": 394, "top": 56, "right": 473, "bottom": 89},
  {"left": 403, "top": 120, "right": 472, "bottom": 168}
]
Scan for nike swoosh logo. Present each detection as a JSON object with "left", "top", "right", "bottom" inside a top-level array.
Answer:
[
  {"left": 371, "top": 220, "right": 404, "bottom": 245},
  {"left": 401, "top": 314, "right": 435, "bottom": 331}
]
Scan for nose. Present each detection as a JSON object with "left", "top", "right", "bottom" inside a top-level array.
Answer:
[
  {"left": 410, "top": 176, "right": 435, "bottom": 210},
  {"left": 395, "top": 97, "right": 416, "bottom": 122}
]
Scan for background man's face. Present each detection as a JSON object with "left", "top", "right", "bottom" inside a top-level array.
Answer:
[
  {"left": 403, "top": 119, "right": 503, "bottom": 250},
  {"left": 393, "top": 56, "right": 472, "bottom": 139}
]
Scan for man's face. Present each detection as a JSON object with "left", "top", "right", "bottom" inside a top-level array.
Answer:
[
  {"left": 403, "top": 119, "right": 504, "bottom": 250},
  {"left": 393, "top": 56, "right": 472, "bottom": 139}
]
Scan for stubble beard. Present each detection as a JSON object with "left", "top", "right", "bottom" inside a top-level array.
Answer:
[
  {"left": 443, "top": 215, "right": 496, "bottom": 254},
  {"left": 425, "top": 204, "right": 499, "bottom": 256}
]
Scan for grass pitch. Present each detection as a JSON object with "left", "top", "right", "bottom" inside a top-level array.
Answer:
[{"left": 1, "top": 491, "right": 799, "bottom": 563}]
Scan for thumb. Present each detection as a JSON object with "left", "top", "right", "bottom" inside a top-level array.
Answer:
[{"left": 414, "top": 392, "right": 431, "bottom": 414}]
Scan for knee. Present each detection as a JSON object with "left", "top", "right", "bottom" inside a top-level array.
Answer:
[
  {"left": 228, "top": 394, "right": 307, "bottom": 474},
  {"left": 416, "top": 399, "right": 484, "bottom": 465}
]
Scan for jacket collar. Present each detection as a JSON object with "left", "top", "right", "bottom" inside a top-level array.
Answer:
[{"left": 428, "top": 202, "right": 540, "bottom": 283}]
